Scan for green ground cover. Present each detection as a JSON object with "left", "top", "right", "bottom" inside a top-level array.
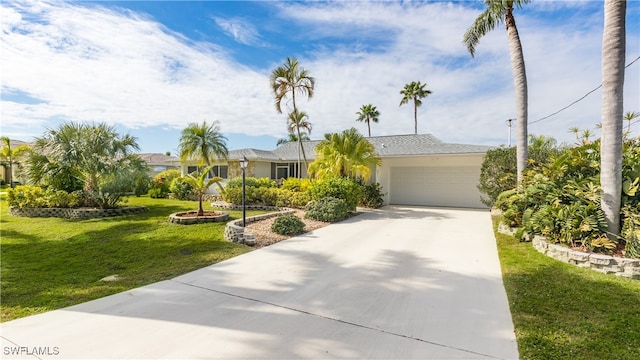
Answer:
[
  {"left": 494, "top": 217, "right": 640, "bottom": 360},
  {"left": 0, "top": 196, "right": 267, "bottom": 322}
]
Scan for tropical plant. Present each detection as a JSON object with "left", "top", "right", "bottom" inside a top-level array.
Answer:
[
  {"left": 308, "top": 128, "right": 381, "bottom": 181},
  {"left": 478, "top": 146, "right": 517, "bottom": 207},
  {"left": 309, "top": 177, "right": 362, "bottom": 212},
  {"left": 178, "top": 120, "right": 229, "bottom": 167},
  {"left": 287, "top": 109, "right": 312, "bottom": 177},
  {"left": 271, "top": 214, "right": 305, "bottom": 236},
  {"left": 270, "top": 57, "right": 315, "bottom": 173},
  {"left": 356, "top": 104, "right": 380, "bottom": 137},
  {"left": 399, "top": 81, "right": 432, "bottom": 135},
  {"left": 276, "top": 133, "right": 310, "bottom": 147},
  {"left": 600, "top": 0, "right": 627, "bottom": 237},
  {"left": 0, "top": 137, "right": 30, "bottom": 188},
  {"left": 181, "top": 165, "right": 223, "bottom": 216},
  {"left": 305, "top": 197, "right": 349, "bottom": 223},
  {"left": 623, "top": 111, "right": 639, "bottom": 137},
  {"left": 222, "top": 177, "right": 277, "bottom": 205},
  {"left": 26, "top": 122, "right": 144, "bottom": 207},
  {"left": 464, "top": 0, "right": 530, "bottom": 184},
  {"left": 169, "top": 177, "right": 194, "bottom": 200},
  {"left": 359, "top": 182, "right": 385, "bottom": 209}
]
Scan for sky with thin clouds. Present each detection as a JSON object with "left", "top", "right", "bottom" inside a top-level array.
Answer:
[{"left": 1, "top": 0, "right": 639, "bottom": 154}]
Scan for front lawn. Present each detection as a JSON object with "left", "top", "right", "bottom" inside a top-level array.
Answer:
[
  {"left": 494, "top": 217, "right": 640, "bottom": 360},
  {"left": 0, "top": 196, "right": 268, "bottom": 322}
]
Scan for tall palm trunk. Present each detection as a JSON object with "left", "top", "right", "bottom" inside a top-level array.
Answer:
[
  {"left": 291, "top": 93, "right": 309, "bottom": 178},
  {"left": 600, "top": 0, "right": 626, "bottom": 237},
  {"left": 413, "top": 99, "right": 418, "bottom": 134},
  {"left": 506, "top": 6, "right": 528, "bottom": 184}
]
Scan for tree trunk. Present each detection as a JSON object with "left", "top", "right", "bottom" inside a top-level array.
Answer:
[
  {"left": 197, "top": 195, "right": 204, "bottom": 217},
  {"left": 367, "top": 119, "right": 371, "bottom": 137},
  {"left": 413, "top": 98, "right": 418, "bottom": 134},
  {"left": 506, "top": 7, "right": 529, "bottom": 185},
  {"left": 600, "top": 0, "right": 626, "bottom": 237}
]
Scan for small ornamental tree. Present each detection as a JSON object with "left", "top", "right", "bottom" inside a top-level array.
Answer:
[{"left": 182, "top": 165, "right": 222, "bottom": 216}]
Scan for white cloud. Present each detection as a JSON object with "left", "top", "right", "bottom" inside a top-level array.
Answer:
[
  {"left": 213, "top": 16, "right": 266, "bottom": 47},
  {"left": 1, "top": 0, "right": 638, "bottom": 151}
]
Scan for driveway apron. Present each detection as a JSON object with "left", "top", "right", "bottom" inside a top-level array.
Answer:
[{"left": 1, "top": 206, "right": 518, "bottom": 359}]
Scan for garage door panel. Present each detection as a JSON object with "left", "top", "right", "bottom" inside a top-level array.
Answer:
[{"left": 390, "top": 166, "right": 485, "bottom": 208}]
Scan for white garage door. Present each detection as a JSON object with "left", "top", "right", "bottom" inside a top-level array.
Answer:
[{"left": 390, "top": 166, "right": 486, "bottom": 208}]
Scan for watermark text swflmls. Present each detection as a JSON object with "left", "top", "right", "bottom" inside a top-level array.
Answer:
[{"left": 3, "top": 346, "right": 60, "bottom": 356}]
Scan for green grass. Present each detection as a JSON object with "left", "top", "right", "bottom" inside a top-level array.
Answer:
[
  {"left": 493, "top": 217, "right": 640, "bottom": 360},
  {"left": 0, "top": 196, "right": 269, "bottom": 322}
]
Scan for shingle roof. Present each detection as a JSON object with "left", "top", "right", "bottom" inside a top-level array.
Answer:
[
  {"left": 237, "top": 134, "right": 490, "bottom": 161},
  {"left": 138, "top": 153, "right": 180, "bottom": 165}
]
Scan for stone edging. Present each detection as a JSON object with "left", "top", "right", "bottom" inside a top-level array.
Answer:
[
  {"left": 212, "top": 202, "right": 281, "bottom": 211},
  {"left": 498, "top": 224, "right": 640, "bottom": 280},
  {"left": 223, "top": 208, "right": 295, "bottom": 246},
  {"left": 9, "top": 206, "right": 148, "bottom": 219},
  {"left": 168, "top": 211, "right": 229, "bottom": 225}
]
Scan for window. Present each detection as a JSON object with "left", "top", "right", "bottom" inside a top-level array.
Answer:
[
  {"left": 186, "top": 165, "right": 228, "bottom": 179},
  {"left": 208, "top": 165, "right": 229, "bottom": 179},
  {"left": 270, "top": 162, "right": 300, "bottom": 180}
]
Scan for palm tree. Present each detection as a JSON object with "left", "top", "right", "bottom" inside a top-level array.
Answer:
[
  {"left": 308, "top": 128, "right": 381, "bottom": 181},
  {"left": 464, "top": 0, "right": 530, "bottom": 184},
  {"left": 277, "top": 133, "right": 310, "bottom": 147},
  {"left": 399, "top": 81, "right": 432, "bottom": 135},
  {"left": 624, "top": 111, "right": 639, "bottom": 137},
  {"left": 356, "top": 104, "right": 380, "bottom": 137},
  {"left": 182, "top": 165, "right": 223, "bottom": 217},
  {"left": 0, "top": 137, "right": 30, "bottom": 188},
  {"left": 179, "top": 120, "right": 228, "bottom": 167},
  {"left": 270, "top": 57, "right": 315, "bottom": 173},
  {"left": 29, "top": 122, "right": 141, "bottom": 193},
  {"left": 600, "top": 0, "right": 626, "bottom": 237},
  {"left": 287, "top": 109, "right": 312, "bottom": 178}
]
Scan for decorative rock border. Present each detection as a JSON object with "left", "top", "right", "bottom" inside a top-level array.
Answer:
[
  {"left": 497, "top": 224, "right": 640, "bottom": 280},
  {"left": 224, "top": 207, "right": 295, "bottom": 245},
  {"left": 212, "top": 202, "right": 281, "bottom": 211},
  {"left": 9, "top": 206, "right": 148, "bottom": 219},
  {"left": 168, "top": 211, "right": 229, "bottom": 225}
]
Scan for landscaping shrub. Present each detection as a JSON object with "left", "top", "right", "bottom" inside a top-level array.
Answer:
[
  {"left": 622, "top": 205, "right": 640, "bottom": 258},
  {"left": 310, "top": 177, "right": 361, "bottom": 212},
  {"left": 478, "top": 146, "right": 516, "bottom": 207},
  {"left": 7, "top": 185, "right": 46, "bottom": 208},
  {"left": 43, "top": 189, "right": 82, "bottom": 208},
  {"left": 222, "top": 177, "right": 277, "bottom": 205},
  {"left": 359, "top": 182, "right": 385, "bottom": 208},
  {"left": 85, "top": 170, "right": 135, "bottom": 208},
  {"left": 271, "top": 214, "right": 305, "bottom": 235},
  {"left": 148, "top": 169, "right": 181, "bottom": 198},
  {"left": 275, "top": 188, "right": 311, "bottom": 208},
  {"left": 305, "top": 197, "right": 349, "bottom": 223},
  {"left": 280, "top": 177, "right": 312, "bottom": 192},
  {"left": 7, "top": 186, "right": 82, "bottom": 208},
  {"left": 494, "top": 139, "right": 640, "bottom": 256},
  {"left": 169, "top": 177, "right": 194, "bottom": 200}
]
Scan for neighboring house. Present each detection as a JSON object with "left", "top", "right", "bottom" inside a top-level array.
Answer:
[
  {"left": 138, "top": 153, "right": 181, "bottom": 177},
  {"left": 180, "top": 134, "right": 491, "bottom": 209},
  {"left": 0, "top": 139, "right": 32, "bottom": 186}
]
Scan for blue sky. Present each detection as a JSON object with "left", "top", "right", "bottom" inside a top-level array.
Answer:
[{"left": 1, "top": 0, "right": 639, "bottom": 154}]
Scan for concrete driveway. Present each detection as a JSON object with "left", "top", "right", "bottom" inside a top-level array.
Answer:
[{"left": 1, "top": 206, "right": 518, "bottom": 359}]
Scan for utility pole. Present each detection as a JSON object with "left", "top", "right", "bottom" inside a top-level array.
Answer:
[{"left": 505, "top": 118, "right": 515, "bottom": 147}]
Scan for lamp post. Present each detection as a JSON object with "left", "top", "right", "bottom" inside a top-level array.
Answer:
[{"left": 239, "top": 156, "right": 249, "bottom": 227}]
